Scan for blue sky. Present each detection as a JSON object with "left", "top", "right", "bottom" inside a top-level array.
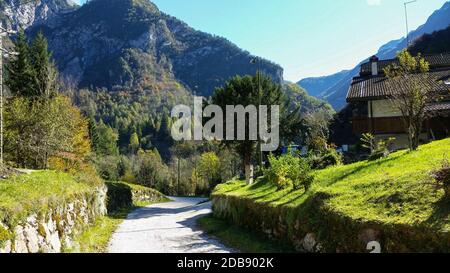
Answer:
[{"left": 75, "top": 0, "right": 448, "bottom": 81}]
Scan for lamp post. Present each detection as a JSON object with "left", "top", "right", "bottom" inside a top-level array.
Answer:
[
  {"left": 0, "top": 22, "right": 19, "bottom": 165},
  {"left": 404, "top": 0, "right": 417, "bottom": 48}
]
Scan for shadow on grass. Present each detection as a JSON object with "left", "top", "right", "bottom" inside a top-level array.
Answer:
[
  {"left": 319, "top": 155, "right": 400, "bottom": 188},
  {"left": 197, "top": 214, "right": 295, "bottom": 253},
  {"left": 425, "top": 197, "right": 450, "bottom": 229}
]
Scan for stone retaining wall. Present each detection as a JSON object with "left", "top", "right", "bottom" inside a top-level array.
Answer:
[
  {"left": 212, "top": 193, "right": 450, "bottom": 253},
  {"left": 0, "top": 186, "right": 107, "bottom": 253}
]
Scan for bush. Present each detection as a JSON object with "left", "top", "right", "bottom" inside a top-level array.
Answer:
[
  {"left": 105, "top": 182, "right": 133, "bottom": 212},
  {"left": 432, "top": 159, "right": 450, "bottom": 198},
  {"left": 264, "top": 154, "right": 313, "bottom": 190},
  {"left": 308, "top": 149, "right": 343, "bottom": 170},
  {"left": 360, "top": 133, "right": 395, "bottom": 161}
]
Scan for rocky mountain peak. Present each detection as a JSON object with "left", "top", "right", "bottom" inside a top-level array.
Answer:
[
  {"left": 0, "top": 0, "right": 78, "bottom": 30},
  {"left": 24, "top": 0, "right": 283, "bottom": 97}
]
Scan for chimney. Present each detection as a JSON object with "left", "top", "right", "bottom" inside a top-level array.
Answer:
[{"left": 370, "top": 55, "right": 379, "bottom": 76}]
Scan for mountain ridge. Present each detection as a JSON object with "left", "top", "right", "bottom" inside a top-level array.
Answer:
[
  {"left": 298, "top": 1, "right": 450, "bottom": 110},
  {"left": 26, "top": 0, "right": 284, "bottom": 98}
]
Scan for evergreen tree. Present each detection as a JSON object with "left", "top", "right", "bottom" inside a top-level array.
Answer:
[
  {"left": 30, "top": 31, "right": 58, "bottom": 98},
  {"left": 129, "top": 132, "right": 140, "bottom": 154},
  {"left": 212, "top": 73, "right": 302, "bottom": 184},
  {"left": 96, "top": 120, "right": 119, "bottom": 156},
  {"left": 88, "top": 116, "right": 100, "bottom": 152},
  {"left": 5, "top": 30, "right": 34, "bottom": 96}
]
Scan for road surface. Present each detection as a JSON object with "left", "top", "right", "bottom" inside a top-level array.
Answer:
[{"left": 108, "top": 197, "right": 234, "bottom": 253}]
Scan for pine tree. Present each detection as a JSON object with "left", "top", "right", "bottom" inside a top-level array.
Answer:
[
  {"left": 5, "top": 30, "right": 34, "bottom": 96},
  {"left": 30, "top": 31, "right": 58, "bottom": 98},
  {"left": 88, "top": 116, "right": 100, "bottom": 152},
  {"left": 96, "top": 120, "right": 119, "bottom": 156},
  {"left": 129, "top": 132, "right": 140, "bottom": 154}
]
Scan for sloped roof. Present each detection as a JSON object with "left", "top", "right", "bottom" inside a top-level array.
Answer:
[
  {"left": 347, "top": 69, "right": 450, "bottom": 102},
  {"left": 425, "top": 102, "right": 450, "bottom": 112},
  {"left": 360, "top": 53, "right": 450, "bottom": 76}
]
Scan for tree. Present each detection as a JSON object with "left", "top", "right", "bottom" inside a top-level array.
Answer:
[
  {"left": 6, "top": 30, "right": 58, "bottom": 99},
  {"left": 30, "top": 31, "right": 58, "bottom": 98},
  {"left": 197, "top": 152, "right": 221, "bottom": 189},
  {"left": 301, "top": 109, "right": 333, "bottom": 152},
  {"left": 96, "top": 120, "right": 119, "bottom": 156},
  {"left": 5, "top": 30, "right": 34, "bottom": 96},
  {"left": 88, "top": 116, "right": 100, "bottom": 152},
  {"left": 129, "top": 132, "right": 140, "bottom": 154},
  {"left": 135, "top": 149, "right": 169, "bottom": 189},
  {"left": 5, "top": 95, "right": 89, "bottom": 169},
  {"left": 384, "top": 50, "right": 431, "bottom": 151},
  {"left": 212, "top": 73, "right": 301, "bottom": 184}
]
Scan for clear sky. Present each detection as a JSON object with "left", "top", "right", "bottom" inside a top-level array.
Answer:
[{"left": 75, "top": 0, "right": 448, "bottom": 81}]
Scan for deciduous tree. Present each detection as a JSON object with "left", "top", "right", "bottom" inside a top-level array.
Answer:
[{"left": 384, "top": 50, "right": 431, "bottom": 151}]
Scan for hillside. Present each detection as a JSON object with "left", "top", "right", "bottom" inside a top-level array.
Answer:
[
  {"left": 409, "top": 25, "right": 450, "bottom": 55},
  {"left": 0, "top": 0, "right": 77, "bottom": 29},
  {"left": 297, "top": 70, "right": 348, "bottom": 98},
  {"left": 298, "top": 1, "right": 450, "bottom": 110},
  {"left": 0, "top": 0, "right": 332, "bottom": 159},
  {"left": 283, "top": 83, "right": 334, "bottom": 115},
  {"left": 25, "top": 0, "right": 283, "bottom": 98},
  {"left": 213, "top": 138, "right": 450, "bottom": 252}
]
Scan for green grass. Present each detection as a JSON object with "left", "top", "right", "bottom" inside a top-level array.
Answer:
[
  {"left": 0, "top": 170, "right": 93, "bottom": 223},
  {"left": 197, "top": 214, "right": 294, "bottom": 253},
  {"left": 214, "top": 138, "right": 450, "bottom": 231},
  {"left": 72, "top": 207, "right": 131, "bottom": 253}
]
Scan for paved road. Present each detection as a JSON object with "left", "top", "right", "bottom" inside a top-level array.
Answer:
[{"left": 108, "top": 197, "right": 234, "bottom": 253}]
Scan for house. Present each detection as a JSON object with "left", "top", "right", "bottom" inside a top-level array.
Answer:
[{"left": 346, "top": 53, "right": 450, "bottom": 149}]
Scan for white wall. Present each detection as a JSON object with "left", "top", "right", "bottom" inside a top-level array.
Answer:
[{"left": 368, "top": 100, "right": 402, "bottom": 118}]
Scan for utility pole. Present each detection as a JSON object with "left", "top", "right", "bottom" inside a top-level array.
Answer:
[
  {"left": 250, "top": 57, "right": 263, "bottom": 172},
  {"left": 404, "top": 0, "right": 417, "bottom": 48},
  {"left": 0, "top": 22, "right": 18, "bottom": 165}
]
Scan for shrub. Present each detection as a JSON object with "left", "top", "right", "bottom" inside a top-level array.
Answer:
[
  {"left": 432, "top": 158, "right": 450, "bottom": 198},
  {"left": 308, "top": 149, "right": 343, "bottom": 170},
  {"left": 361, "top": 133, "right": 395, "bottom": 161},
  {"left": 105, "top": 182, "right": 133, "bottom": 212},
  {"left": 264, "top": 154, "right": 313, "bottom": 190}
]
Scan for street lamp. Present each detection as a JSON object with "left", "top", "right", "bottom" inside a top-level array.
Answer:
[
  {"left": 404, "top": 0, "right": 418, "bottom": 48},
  {"left": 0, "top": 22, "right": 20, "bottom": 165}
]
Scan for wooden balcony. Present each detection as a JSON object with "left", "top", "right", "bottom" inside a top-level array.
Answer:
[{"left": 352, "top": 117, "right": 406, "bottom": 135}]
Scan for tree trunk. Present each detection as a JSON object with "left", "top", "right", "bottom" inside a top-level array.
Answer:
[{"left": 243, "top": 152, "right": 254, "bottom": 185}]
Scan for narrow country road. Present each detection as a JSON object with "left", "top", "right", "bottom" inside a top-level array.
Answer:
[{"left": 108, "top": 197, "right": 234, "bottom": 253}]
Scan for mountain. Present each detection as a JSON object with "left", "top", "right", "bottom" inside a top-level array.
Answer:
[
  {"left": 20, "top": 0, "right": 283, "bottom": 99},
  {"left": 409, "top": 25, "right": 450, "bottom": 55},
  {"left": 0, "top": 0, "right": 78, "bottom": 30},
  {"left": 2, "top": 0, "right": 333, "bottom": 158},
  {"left": 298, "top": 1, "right": 450, "bottom": 110},
  {"left": 297, "top": 70, "right": 348, "bottom": 98}
]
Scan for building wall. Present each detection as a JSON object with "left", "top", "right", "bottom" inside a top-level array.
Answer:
[
  {"left": 368, "top": 100, "right": 402, "bottom": 118},
  {"left": 374, "top": 133, "right": 428, "bottom": 151}
]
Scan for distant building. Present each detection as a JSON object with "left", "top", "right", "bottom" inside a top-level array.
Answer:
[{"left": 346, "top": 53, "right": 450, "bottom": 149}]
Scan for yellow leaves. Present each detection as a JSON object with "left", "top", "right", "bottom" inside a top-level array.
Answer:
[{"left": 385, "top": 50, "right": 430, "bottom": 78}]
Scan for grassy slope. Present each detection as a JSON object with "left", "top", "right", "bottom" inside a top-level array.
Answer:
[
  {"left": 0, "top": 171, "right": 93, "bottom": 223},
  {"left": 214, "top": 138, "right": 450, "bottom": 232}
]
